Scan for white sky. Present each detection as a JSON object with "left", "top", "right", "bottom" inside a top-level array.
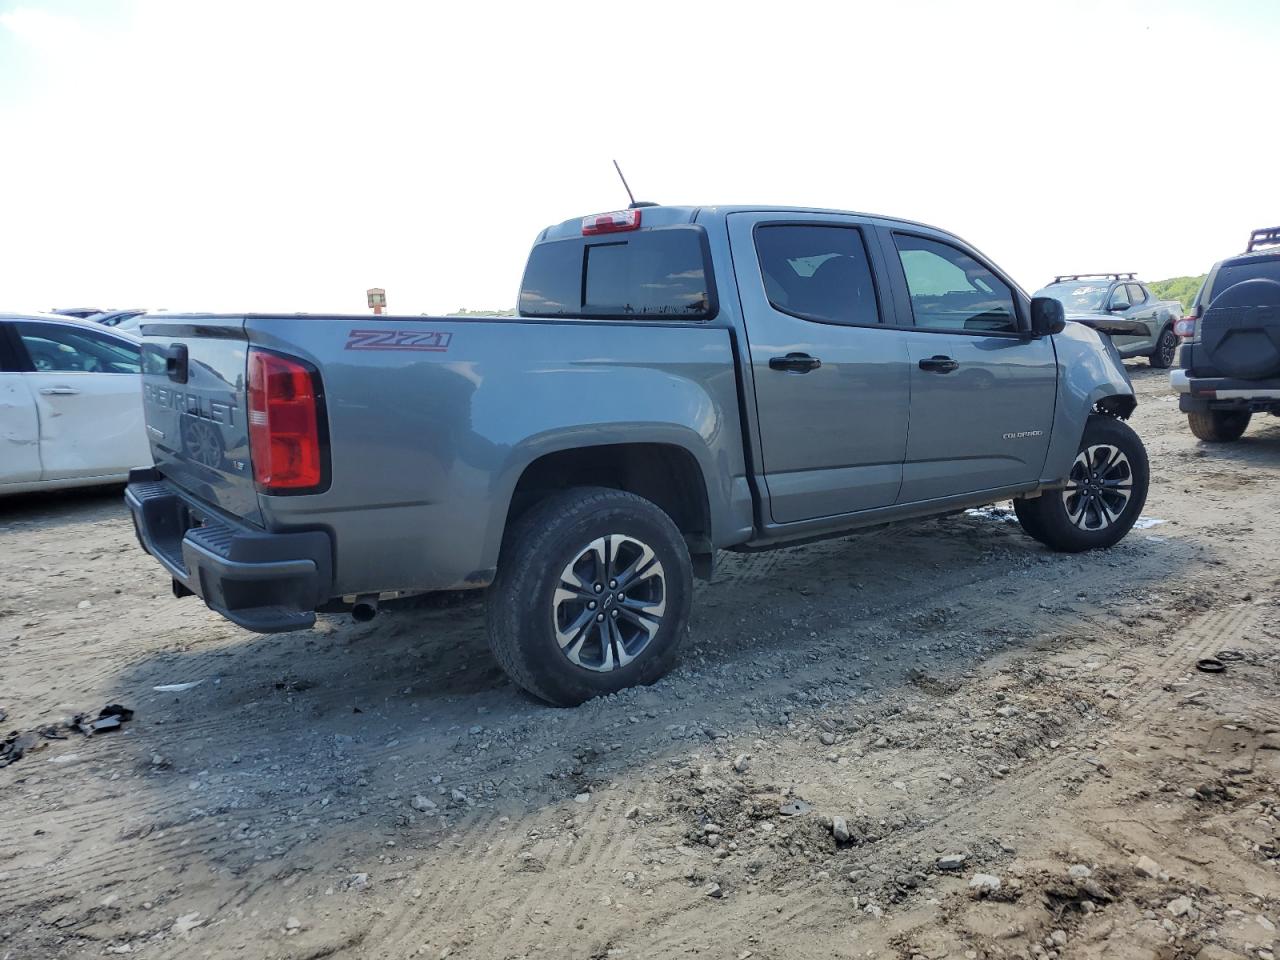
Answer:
[{"left": 1, "top": 0, "right": 1276, "bottom": 315}]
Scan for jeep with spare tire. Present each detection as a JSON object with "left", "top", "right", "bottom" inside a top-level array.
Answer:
[
  {"left": 1172, "top": 226, "right": 1280, "bottom": 441},
  {"left": 125, "top": 203, "right": 1150, "bottom": 705}
]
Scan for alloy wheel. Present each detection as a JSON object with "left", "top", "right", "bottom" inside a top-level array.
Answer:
[
  {"left": 1062, "top": 444, "right": 1134, "bottom": 530},
  {"left": 552, "top": 534, "right": 667, "bottom": 672}
]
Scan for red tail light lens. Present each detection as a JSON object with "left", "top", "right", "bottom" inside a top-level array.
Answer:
[
  {"left": 582, "top": 209, "right": 641, "bottom": 235},
  {"left": 247, "top": 349, "right": 326, "bottom": 493},
  {"left": 1174, "top": 316, "right": 1196, "bottom": 339}
]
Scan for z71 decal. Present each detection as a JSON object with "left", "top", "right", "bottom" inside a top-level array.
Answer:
[{"left": 344, "top": 329, "right": 453, "bottom": 352}]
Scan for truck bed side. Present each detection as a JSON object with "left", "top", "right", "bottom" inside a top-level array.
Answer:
[{"left": 238, "top": 315, "right": 750, "bottom": 596}]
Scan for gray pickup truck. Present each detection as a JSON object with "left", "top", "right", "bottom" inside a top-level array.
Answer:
[
  {"left": 1033, "top": 273, "right": 1183, "bottom": 367},
  {"left": 126, "top": 205, "right": 1148, "bottom": 705}
]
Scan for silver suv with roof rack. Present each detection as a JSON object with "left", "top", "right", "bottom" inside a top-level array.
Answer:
[
  {"left": 1172, "top": 227, "right": 1280, "bottom": 441},
  {"left": 1033, "top": 272, "right": 1183, "bottom": 368}
]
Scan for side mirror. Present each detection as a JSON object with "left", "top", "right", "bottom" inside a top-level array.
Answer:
[
  {"left": 1108, "top": 301, "right": 1130, "bottom": 312},
  {"left": 1030, "top": 296, "right": 1066, "bottom": 336}
]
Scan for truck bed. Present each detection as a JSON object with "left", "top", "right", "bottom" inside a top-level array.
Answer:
[{"left": 136, "top": 313, "right": 751, "bottom": 606}]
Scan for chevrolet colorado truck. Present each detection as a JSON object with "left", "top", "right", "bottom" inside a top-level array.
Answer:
[
  {"left": 126, "top": 205, "right": 1148, "bottom": 706},
  {"left": 1033, "top": 273, "right": 1183, "bottom": 367},
  {"left": 1171, "top": 226, "right": 1280, "bottom": 441}
]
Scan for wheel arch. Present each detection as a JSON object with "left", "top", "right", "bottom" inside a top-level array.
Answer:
[{"left": 496, "top": 437, "right": 718, "bottom": 578}]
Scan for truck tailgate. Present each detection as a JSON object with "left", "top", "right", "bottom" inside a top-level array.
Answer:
[{"left": 139, "top": 316, "right": 261, "bottom": 525}]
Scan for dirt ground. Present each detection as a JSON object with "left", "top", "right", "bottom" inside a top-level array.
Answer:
[{"left": 2, "top": 364, "right": 1278, "bottom": 960}]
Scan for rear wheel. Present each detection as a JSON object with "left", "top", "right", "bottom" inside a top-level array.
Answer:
[
  {"left": 1149, "top": 326, "right": 1178, "bottom": 368},
  {"left": 486, "top": 487, "right": 693, "bottom": 706},
  {"left": 1015, "top": 415, "right": 1149, "bottom": 552},
  {"left": 1188, "top": 409, "right": 1251, "bottom": 442}
]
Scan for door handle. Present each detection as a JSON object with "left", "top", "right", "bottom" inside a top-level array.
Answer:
[
  {"left": 918, "top": 355, "right": 959, "bottom": 373},
  {"left": 769, "top": 352, "right": 822, "bottom": 373},
  {"left": 39, "top": 386, "right": 80, "bottom": 395}
]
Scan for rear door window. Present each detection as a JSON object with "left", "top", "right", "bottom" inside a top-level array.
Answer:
[
  {"left": 893, "top": 234, "right": 1020, "bottom": 333},
  {"left": 519, "top": 226, "right": 714, "bottom": 320},
  {"left": 0, "top": 324, "right": 26, "bottom": 372},
  {"left": 13, "top": 322, "right": 141, "bottom": 374},
  {"left": 753, "top": 224, "right": 881, "bottom": 326},
  {"left": 1127, "top": 283, "right": 1148, "bottom": 305}
]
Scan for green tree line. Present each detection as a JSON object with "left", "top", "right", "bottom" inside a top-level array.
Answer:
[{"left": 1147, "top": 276, "right": 1206, "bottom": 311}]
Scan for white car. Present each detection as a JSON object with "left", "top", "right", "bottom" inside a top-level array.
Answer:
[{"left": 0, "top": 312, "right": 152, "bottom": 494}]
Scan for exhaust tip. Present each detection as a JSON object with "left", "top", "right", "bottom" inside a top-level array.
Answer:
[{"left": 351, "top": 595, "right": 378, "bottom": 623}]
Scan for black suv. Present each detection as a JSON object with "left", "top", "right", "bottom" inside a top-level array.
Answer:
[{"left": 1174, "top": 227, "right": 1280, "bottom": 441}]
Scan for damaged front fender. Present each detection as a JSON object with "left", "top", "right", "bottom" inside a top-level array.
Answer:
[{"left": 1039, "top": 323, "right": 1137, "bottom": 483}]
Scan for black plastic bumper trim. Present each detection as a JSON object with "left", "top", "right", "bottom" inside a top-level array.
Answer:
[{"left": 126, "top": 469, "right": 332, "bottom": 634}]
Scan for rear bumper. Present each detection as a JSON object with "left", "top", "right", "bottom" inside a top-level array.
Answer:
[
  {"left": 125, "top": 468, "right": 332, "bottom": 633},
  {"left": 1178, "top": 374, "right": 1280, "bottom": 413}
]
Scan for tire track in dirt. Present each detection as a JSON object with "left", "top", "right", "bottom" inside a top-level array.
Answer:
[
  {"left": 372, "top": 780, "right": 668, "bottom": 958},
  {"left": 622, "top": 585, "right": 1255, "bottom": 957},
  {"left": 372, "top": 544, "right": 1195, "bottom": 959}
]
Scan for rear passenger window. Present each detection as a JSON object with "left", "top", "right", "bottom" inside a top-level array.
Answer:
[
  {"left": 894, "top": 234, "right": 1019, "bottom": 334},
  {"left": 1127, "top": 283, "right": 1147, "bottom": 305},
  {"left": 519, "top": 226, "right": 714, "bottom": 320},
  {"left": 13, "top": 322, "right": 141, "bottom": 374},
  {"left": 753, "top": 224, "right": 881, "bottom": 326}
]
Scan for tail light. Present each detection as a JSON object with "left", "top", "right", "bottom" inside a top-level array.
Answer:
[
  {"left": 1174, "top": 310, "right": 1198, "bottom": 340},
  {"left": 247, "top": 348, "right": 327, "bottom": 493},
  {"left": 582, "top": 209, "right": 641, "bottom": 235}
]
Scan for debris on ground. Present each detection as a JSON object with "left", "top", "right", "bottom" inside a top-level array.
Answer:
[
  {"left": 153, "top": 680, "right": 206, "bottom": 693},
  {"left": 0, "top": 704, "right": 133, "bottom": 767}
]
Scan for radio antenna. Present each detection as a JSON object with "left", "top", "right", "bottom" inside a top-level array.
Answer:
[
  {"left": 611, "top": 161, "right": 658, "bottom": 208},
  {"left": 613, "top": 159, "right": 638, "bottom": 207}
]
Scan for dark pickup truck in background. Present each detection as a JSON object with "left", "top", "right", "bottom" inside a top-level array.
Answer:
[{"left": 126, "top": 204, "right": 1148, "bottom": 705}]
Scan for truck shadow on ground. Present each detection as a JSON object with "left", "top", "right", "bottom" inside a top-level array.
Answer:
[
  {"left": 0, "top": 484, "right": 128, "bottom": 531},
  {"left": 104, "top": 503, "right": 1199, "bottom": 838},
  {"left": 0, "top": 497, "right": 1208, "bottom": 960}
]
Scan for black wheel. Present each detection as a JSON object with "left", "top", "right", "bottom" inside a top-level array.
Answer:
[
  {"left": 486, "top": 487, "right": 693, "bottom": 706},
  {"left": 1187, "top": 409, "right": 1250, "bottom": 443},
  {"left": 1015, "top": 415, "right": 1149, "bottom": 553},
  {"left": 1149, "top": 326, "right": 1178, "bottom": 369}
]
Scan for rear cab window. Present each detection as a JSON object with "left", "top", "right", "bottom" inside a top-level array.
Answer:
[{"left": 519, "top": 226, "right": 715, "bottom": 320}]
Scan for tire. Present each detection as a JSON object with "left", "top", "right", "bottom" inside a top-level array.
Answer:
[
  {"left": 1012, "top": 496, "right": 1050, "bottom": 546},
  {"left": 1014, "top": 415, "right": 1149, "bottom": 553},
  {"left": 1187, "top": 409, "right": 1251, "bottom": 443},
  {"left": 1148, "top": 326, "right": 1178, "bottom": 369},
  {"left": 485, "top": 487, "right": 693, "bottom": 706}
]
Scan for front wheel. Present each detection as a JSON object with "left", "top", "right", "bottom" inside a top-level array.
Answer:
[
  {"left": 1149, "top": 327, "right": 1178, "bottom": 368},
  {"left": 1014, "top": 415, "right": 1149, "bottom": 552},
  {"left": 1187, "top": 409, "right": 1250, "bottom": 442},
  {"left": 486, "top": 487, "right": 693, "bottom": 706}
]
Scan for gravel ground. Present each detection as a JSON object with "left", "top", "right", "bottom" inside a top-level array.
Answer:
[{"left": 1, "top": 364, "right": 1278, "bottom": 960}]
